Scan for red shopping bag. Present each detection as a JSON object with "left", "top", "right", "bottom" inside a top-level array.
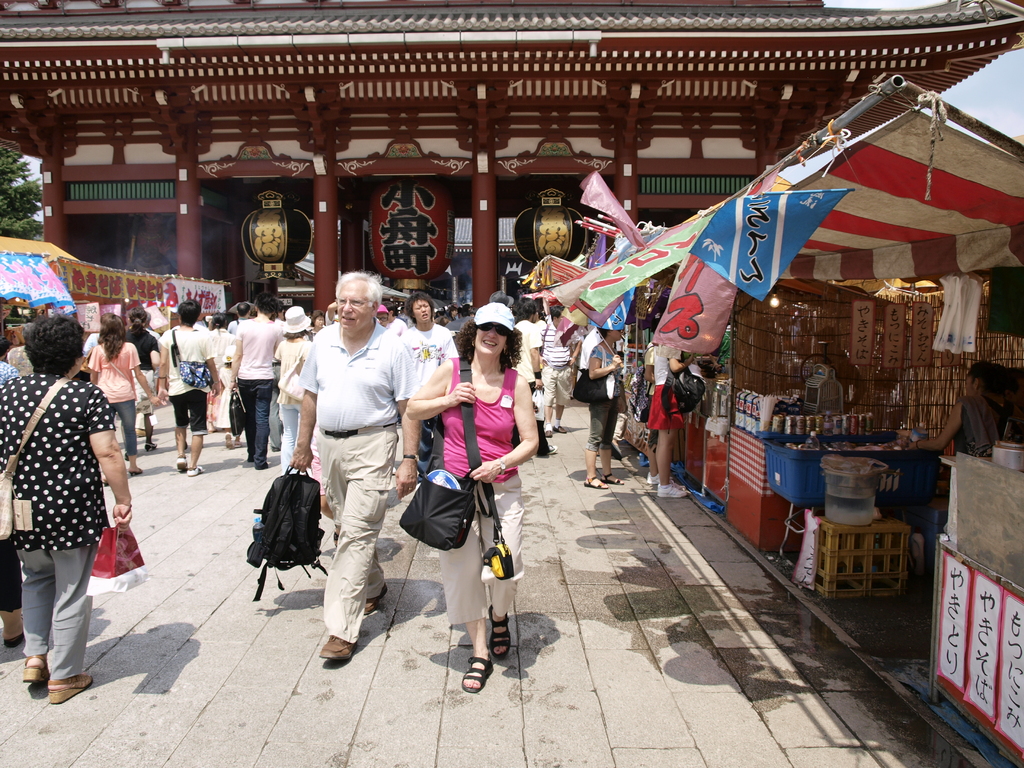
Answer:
[{"left": 88, "top": 526, "right": 149, "bottom": 594}]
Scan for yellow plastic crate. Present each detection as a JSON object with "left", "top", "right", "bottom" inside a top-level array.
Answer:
[{"left": 814, "top": 517, "right": 909, "bottom": 598}]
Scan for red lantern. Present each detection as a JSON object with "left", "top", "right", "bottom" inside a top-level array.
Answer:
[{"left": 369, "top": 178, "right": 453, "bottom": 282}]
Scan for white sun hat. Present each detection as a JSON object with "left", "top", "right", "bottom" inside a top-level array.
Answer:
[{"left": 283, "top": 306, "right": 311, "bottom": 334}]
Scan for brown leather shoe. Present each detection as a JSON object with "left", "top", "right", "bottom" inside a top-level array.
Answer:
[
  {"left": 320, "top": 636, "right": 356, "bottom": 661},
  {"left": 364, "top": 583, "right": 388, "bottom": 616}
]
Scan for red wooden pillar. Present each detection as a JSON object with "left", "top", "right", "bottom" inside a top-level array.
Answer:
[
  {"left": 41, "top": 127, "right": 67, "bottom": 248},
  {"left": 614, "top": 140, "right": 639, "bottom": 224},
  {"left": 340, "top": 215, "right": 362, "bottom": 276},
  {"left": 313, "top": 136, "right": 339, "bottom": 311},
  {"left": 471, "top": 151, "right": 497, "bottom": 304},
  {"left": 175, "top": 129, "right": 202, "bottom": 278}
]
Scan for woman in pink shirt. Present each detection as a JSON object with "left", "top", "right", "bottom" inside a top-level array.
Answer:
[
  {"left": 407, "top": 302, "right": 538, "bottom": 694},
  {"left": 88, "top": 314, "right": 159, "bottom": 476}
]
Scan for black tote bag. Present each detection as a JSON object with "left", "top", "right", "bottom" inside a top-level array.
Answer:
[
  {"left": 572, "top": 368, "right": 611, "bottom": 404},
  {"left": 229, "top": 390, "right": 246, "bottom": 437},
  {"left": 400, "top": 360, "right": 479, "bottom": 550}
]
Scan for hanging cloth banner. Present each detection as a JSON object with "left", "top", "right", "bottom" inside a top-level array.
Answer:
[
  {"left": 0, "top": 251, "right": 75, "bottom": 310},
  {"left": 580, "top": 171, "right": 646, "bottom": 250},
  {"left": 652, "top": 255, "right": 737, "bottom": 354},
  {"left": 850, "top": 299, "right": 876, "bottom": 366},
  {"left": 881, "top": 303, "right": 906, "bottom": 369},
  {"left": 577, "top": 288, "right": 634, "bottom": 328},
  {"left": 576, "top": 215, "right": 712, "bottom": 312},
  {"left": 911, "top": 301, "right": 934, "bottom": 368},
  {"left": 694, "top": 189, "right": 852, "bottom": 301},
  {"left": 163, "top": 278, "right": 226, "bottom": 314}
]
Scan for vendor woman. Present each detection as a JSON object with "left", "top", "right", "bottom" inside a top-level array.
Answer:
[{"left": 915, "top": 361, "right": 1007, "bottom": 457}]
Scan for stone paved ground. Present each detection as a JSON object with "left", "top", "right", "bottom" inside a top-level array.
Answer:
[{"left": 0, "top": 403, "right": 978, "bottom": 768}]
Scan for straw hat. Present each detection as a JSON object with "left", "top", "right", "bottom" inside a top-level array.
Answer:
[{"left": 283, "top": 306, "right": 311, "bottom": 334}]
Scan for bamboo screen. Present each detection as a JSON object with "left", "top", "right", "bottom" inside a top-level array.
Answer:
[{"left": 732, "top": 282, "right": 1024, "bottom": 433}]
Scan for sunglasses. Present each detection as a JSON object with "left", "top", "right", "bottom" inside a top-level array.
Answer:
[{"left": 476, "top": 322, "right": 511, "bottom": 337}]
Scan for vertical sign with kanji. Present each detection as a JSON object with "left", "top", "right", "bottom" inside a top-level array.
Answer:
[
  {"left": 939, "top": 553, "right": 971, "bottom": 691},
  {"left": 911, "top": 301, "right": 934, "bottom": 368},
  {"left": 77, "top": 302, "right": 101, "bottom": 333},
  {"left": 966, "top": 572, "right": 1002, "bottom": 721},
  {"left": 939, "top": 349, "right": 962, "bottom": 368},
  {"left": 849, "top": 299, "right": 875, "bottom": 366},
  {"left": 997, "top": 590, "right": 1024, "bottom": 755},
  {"left": 881, "top": 303, "right": 906, "bottom": 369}
]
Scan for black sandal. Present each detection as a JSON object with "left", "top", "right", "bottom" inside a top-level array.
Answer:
[
  {"left": 489, "top": 606, "right": 510, "bottom": 659},
  {"left": 602, "top": 474, "right": 623, "bottom": 485},
  {"left": 462, "top": 656, "right": 493, "bottom": 694}
]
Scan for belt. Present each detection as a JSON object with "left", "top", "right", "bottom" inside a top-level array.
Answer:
[{"left": 322, "top": 422, "right": 397, "bottom": 439}]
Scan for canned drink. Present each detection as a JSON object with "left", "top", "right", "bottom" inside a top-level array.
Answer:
[
  {"left": 864, "top": 413, "right": 873, "bottom": 434},
  {"left": 836, "top": 414, "right": 847, "bottom": 435},
  {"left": 815, "top": 415, "right": 825, "bottom": 434},
  {"left": 795, "top": 415, "right": 806, "bottom": 435},
  {"left": 771, "top": 414, "right": 784, "bottom": 433},
  {"left": 784, "top": 415, "right": 795, "bottom": 435},
  {"left": 848, "top": 414, "right": 859, "bottom": 436}
]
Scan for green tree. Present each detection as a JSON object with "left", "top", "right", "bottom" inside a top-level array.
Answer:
[{"left": 0, "top": 149, "right": 42, "bottom": 240}]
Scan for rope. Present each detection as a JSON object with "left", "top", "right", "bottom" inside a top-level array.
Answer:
[{"left": 916, "top": 90, "right": 948, "bottom": 201}]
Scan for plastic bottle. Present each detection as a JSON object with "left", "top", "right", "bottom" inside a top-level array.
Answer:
[
  {"left": 805, "top": 431, "right": 821, "bottom": 450},
  {"left": 252, "top": 516, "right": 264, "bottom": 543},
  {"left": 823, "top": 412, "right": 834, "bottom": 436}
]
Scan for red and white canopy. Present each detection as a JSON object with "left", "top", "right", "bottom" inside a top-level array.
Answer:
[{"left": 783, "top": 111, "right": 1024, "bottom": 281}]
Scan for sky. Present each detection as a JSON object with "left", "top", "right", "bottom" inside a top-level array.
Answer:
[{"left": 825, "top": 0, "right": 1024, "bottom": 138}]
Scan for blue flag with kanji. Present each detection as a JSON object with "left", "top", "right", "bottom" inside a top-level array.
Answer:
[{"left": 694, "top": 189, "right": 851, "bottom": 300}]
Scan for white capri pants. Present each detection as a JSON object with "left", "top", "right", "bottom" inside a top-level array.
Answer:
[{"left": 439, "top": 473, "right": 525, "bottom": 627}]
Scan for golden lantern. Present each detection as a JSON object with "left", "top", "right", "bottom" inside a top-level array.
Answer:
[
  {"left": 241, "top": 191, "right": 312, "bottom": 279},
  {"left": 513, "top": 188, "right": 587, "bottom": 263}
]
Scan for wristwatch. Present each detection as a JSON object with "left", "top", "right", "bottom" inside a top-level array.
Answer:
[
  {"left": 498, "top": 456, "right": 506, "bottom": 472},
  {"left": 402, "top": 454, "right": 417, "bottom": 461}
]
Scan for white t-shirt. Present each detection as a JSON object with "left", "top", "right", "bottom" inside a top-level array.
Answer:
[
  {"left": 403, "top": 324, "right": 457, "bottom": 386},
  {"left": 236, "top": 319, "right": 284, "bottom": 380},
  {"left": 515, "top": 320, "right": 542, "bottom": 385},
  {"left": 159, "top": 327, "right": 213, "bottom": 396},
  {"left": 384, "top": 317, "right": 407, "bottom": 337}
]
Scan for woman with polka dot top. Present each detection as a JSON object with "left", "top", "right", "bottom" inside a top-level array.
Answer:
[{"left": 0, "top": 315, "right": 133, "bottom": 705}]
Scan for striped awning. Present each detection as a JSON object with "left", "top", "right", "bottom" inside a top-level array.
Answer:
[{"left": 783, "top": 111, "right": 1024, "bottom": 281}]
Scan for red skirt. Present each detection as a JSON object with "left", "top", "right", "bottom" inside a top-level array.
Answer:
[{"left": 647, "top": 384, "right": 686, "bottom": 430}]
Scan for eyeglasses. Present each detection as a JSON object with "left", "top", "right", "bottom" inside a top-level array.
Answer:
[
  {"left": 336, "top": 299, "right": 369, "bottom": 309},
  {"left": 476, "top": 322, "right": 511, "bottom": 337}
]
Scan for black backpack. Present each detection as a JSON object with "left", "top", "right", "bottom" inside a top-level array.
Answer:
[
  {"left": 246, "top": 468, "right": 327, "bottom": 600},
  {"left": 663, "top": 365, "right": 706, "bottom": 416}
]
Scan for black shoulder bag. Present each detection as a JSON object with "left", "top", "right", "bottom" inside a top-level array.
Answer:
[{"left": 399, "top": 360, "right": 478, "bottom": 551}]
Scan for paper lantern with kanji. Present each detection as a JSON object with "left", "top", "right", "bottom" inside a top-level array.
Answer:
[
  {"left": 241, "top": 191, "right": 312, "bottom": 280},
  {"left": 369, "top": 178, "right": 454, "bottom": 283},
  {"left": 513, "top": 188, "right": 586, "bottom": 264}
]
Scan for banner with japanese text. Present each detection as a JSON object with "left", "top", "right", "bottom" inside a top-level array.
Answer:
[
  {"left": 52, "top": 257, "right": 164, "bottom": 304},
  {"left": 911, "top": 302, "right": 934, "bottom": 367},
  {"left": 652, "top": 255, "right": 737, "bottom": 354},
  {"left": 164, "top": 278, "right": 226, "bottom": 314},
  {"left": 849, "top": 300, "right": 876, "bottom": 366},
  {"left": 576, "top": 215, "right": 711, "bottom": 312},
  {"left": 694, "top": 189, "right": 851, "bottom": 301},
  {"left": 881, "top": 303, "right": 906, "bottom": 369}
]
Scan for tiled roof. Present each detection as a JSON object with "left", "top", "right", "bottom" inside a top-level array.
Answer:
[
  {"left": 0, "top": 4, "right": 1004, "bottom": 39},
  {"left": 455, "top": 217, "right": 515, "bottom": 248}
]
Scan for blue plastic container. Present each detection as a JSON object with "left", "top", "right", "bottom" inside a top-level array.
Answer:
[
  {"left": 895, "top": 505, "right": 949, "bottom": 575},
  {"left": 763, "top": 440, "right": 940, "bottom": 508}
]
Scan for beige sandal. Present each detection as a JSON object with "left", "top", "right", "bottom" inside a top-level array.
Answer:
[
  {"left": 48, "top": 673, "right": 92, "bottom": 704},
  {"left": 23, "top": 655, "right": 49, "bottom": 683}
]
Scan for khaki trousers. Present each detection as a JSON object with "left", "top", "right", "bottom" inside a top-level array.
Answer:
[
  {"left": 318, "top": 426, "right": 398, "bottom": 643},
  {"left": 439, "top": 474, "right": 525, "bottom": 627}
]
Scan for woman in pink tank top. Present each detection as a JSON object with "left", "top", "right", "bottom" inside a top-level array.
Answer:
[{"left": 407, "top": 302, "right": 538, "bottom": 694}]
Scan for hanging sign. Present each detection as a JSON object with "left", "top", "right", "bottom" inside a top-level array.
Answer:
[
  {"left": 965, "top": 571, "right": 1003, "bottom": 721},
  {"left": 940, "top": 349, "right": 962, "bottom": 368},
  {"left": 652, "top": 254, "right": 737, "bottom": 354},
  {"left": 911, "top": 301, "right": 934, "bottom": 367},
  {"left": 164, "top": 278, "right": 226, "bottom": 314},
  {"left": 881, "top": 303, "right": 906, "bottom": 369},
  {"left": 369, "top": 178, "right": 453, "bottom": 281},
  {"left": 77, "top": 302, "right": 101, "bottom": 333},
  {"left": 938, "top": 552, "right": 971, "bottom": 691},
  {"left": 849, "top": 299, "right": 876, "bottom": 366},
  {"left": 997, "top": 590, "right": 1024, "bottom": 753}
]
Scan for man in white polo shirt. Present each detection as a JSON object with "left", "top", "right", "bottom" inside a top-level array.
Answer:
[{"left": 291, "top": 271, "right": 420, "bottom": 663}]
